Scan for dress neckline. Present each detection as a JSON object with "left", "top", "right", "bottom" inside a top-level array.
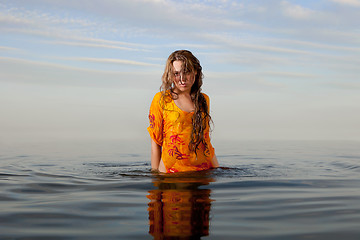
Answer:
[{"left": 172, "top": 99, "right": 194, "bottom": 114}]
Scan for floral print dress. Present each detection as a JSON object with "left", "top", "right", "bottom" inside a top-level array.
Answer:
[{"left": 147, "top": 91, "right": 215, "bottom": 173}]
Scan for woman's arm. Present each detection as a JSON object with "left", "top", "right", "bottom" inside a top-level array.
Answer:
[
  {"left": 150, "top": 138, "right": 162, "bottom": 171},
  {"left": 211, "top": 154, "right": 219, "bottom": 168}
]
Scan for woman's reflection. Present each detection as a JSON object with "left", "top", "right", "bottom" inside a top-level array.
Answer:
[{"left": 147, "top": 171, "right": 214, "bottom": 239}]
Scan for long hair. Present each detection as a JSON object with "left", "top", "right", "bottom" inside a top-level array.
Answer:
[{"left": 160, "top": 50, "right": 212, "bottom": 153}]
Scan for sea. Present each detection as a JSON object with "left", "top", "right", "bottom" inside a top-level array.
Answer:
[{"left": 1, "top": 139, "right": 360, "bottom": 240}]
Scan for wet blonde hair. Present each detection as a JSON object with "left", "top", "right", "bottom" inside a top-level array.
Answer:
[{"left": 160, "top": 50, "right": 212, "bottom": 153}]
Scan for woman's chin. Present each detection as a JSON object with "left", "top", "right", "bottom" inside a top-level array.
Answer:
[{"left": 175, "top": 86, "right": 191, "bottom": 93}]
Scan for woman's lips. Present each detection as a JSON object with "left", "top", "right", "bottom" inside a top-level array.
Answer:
[{"left": 179, "top": 81, "right": 187, "bottom": 87}]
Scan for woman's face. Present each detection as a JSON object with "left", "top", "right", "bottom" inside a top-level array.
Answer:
[{"left": 172, "top": 60, "right": 196, "bottom": 94}]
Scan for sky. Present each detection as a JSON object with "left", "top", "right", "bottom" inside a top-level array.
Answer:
[{"left": 1, "top": 0, "right": 359, "bottom": 144}]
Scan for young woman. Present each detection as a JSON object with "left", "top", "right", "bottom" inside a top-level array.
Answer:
[{"left": 147, "top": 50, "right": 219, "bottom": 173}]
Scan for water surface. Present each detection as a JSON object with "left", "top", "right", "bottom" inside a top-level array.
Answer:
[{"left": 1, "top": 140, "right": 360, "bottom": 239}]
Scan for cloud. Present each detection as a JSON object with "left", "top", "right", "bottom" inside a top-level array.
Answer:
[
  {"left": 47, "top": 41, "right": 148, "bottom": 52},
  {"left": 4, "top": 0, "right": 358, "bottom": 53},
  {"left": 199, "top": 33, "right": 320, "bottom": 56},
  {"left": 0, "top": 3, "right": 95, "bottom": 28},
  {"left": 2, "top": 27, "right": 153, "bottom": 53},
  {"left": 268, "top": 38, "right": 360, "bottom": 53},
  {"left": 205, "top": 71, "right": 288, "bottom": 94},
  {"left": 260, "top": 71, "right": 319, "bottom": 79},
  {"left": 281, "top": 1, "right": 315, "bottom": 19},
  {"left": 0, "top": 56, "right": 87, "bottom": 71},
  {"left": 0, "top": 46, "right": 20, "bottom": 51},
  {"left": 331, "top": 0, "right": 360, "bottom": 7},
  {"left": 1, "top": 0, "right": 251, "bottom": 39},
  {"left": 0, "top": 8, "right": 36, "bottom": 27},
  {"left": 0, "top": 56, "right": 160, "bottom": 89},
  {"left": 1, "top": 0, "right": 360, "bottom": 142},
  {"left": 1, "top": 2, "right": 158, "bottom": 55},
  {"left": 69, "top": 57, "right": 161, "bottom": 67}
]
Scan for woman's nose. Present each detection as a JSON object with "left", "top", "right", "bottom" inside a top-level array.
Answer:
[{"left": 179, "top": 73, "right": 186, "bottom": 82}]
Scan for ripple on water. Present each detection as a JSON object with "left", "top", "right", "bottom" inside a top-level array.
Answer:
[{"left": 1, "top": 140, "right": 360, "bottom": 239}]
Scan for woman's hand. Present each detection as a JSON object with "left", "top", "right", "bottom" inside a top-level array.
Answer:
[{"left": 211, "top": 154, "right": 219, "bottom": 168}]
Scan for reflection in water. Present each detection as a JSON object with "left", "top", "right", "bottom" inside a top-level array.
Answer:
[{"left": 147, "top": 171, "right": 214, "bottom": 239}]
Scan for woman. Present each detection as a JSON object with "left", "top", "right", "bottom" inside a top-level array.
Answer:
[{"left": 147, "top": 50, "right": 219, "bottom": 173}]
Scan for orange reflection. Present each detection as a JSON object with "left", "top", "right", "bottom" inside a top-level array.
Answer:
[{"left": 147, "top": 171, "right": 214, "bottom": 239}]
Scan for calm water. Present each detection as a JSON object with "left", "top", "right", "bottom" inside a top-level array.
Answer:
[{"left": 1, "top": 140, "right": 360, "bottom": 239}]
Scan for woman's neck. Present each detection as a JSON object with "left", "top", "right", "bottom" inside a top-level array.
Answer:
[{"left": 172, "top": 88, "right": 191, "bottom": 97}]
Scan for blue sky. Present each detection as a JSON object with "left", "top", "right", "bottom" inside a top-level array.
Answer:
[{"left": 1, "top": 0, "right": 359, "bottom": 143}]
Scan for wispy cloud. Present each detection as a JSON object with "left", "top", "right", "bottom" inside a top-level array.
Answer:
[
  {"left": 47, "top": 41, "right": 148, "bottom": 52},
  {"left": 0, "top": 46, "right": 20, "bottom": 51},
  {"left": 280, "top": 1, "right": 315, "bottom": 19},
  {"left": 69, "top": 57, "right": 161, "bottom": 67},
  {"left": 260, "top": 71, "right": 319, "bottom": 79},
  {"left": 331, "top": 0, "right": 360, "bottom": 7},
  {"left": 0, "top": 56, "right": 160, "bottom": 90},
  {"left": 199, "top": 33, "right": 323, "bottom": 56},
  {"left": 266, "top": 38, "right": 360, "bottom": 52},
  {"left": 2, "top": 27, "right": 153, "bottom": 52},
  {"left": 0, "top": 3, "right": 95, "bottom": 28},
  {"left": 0, "top": 2, "right": 149, "bottom": 48},
  {"left": 0, "top": 56, "right": 160, "bottom": 72},
  {"left": 0, "top": 56, "right": 99, "bottom": 72}
]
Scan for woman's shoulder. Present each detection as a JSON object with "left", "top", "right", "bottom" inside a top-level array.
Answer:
[
  {"left": 153, "top": 91, "right": 172, "bottom": 97},
  {"left": 151, "top": 91, "right": 172, "bottom": 106},
  {"left": 152, "top": 92, "right": 166, "bottom": 101},
  {"left": 149, "top": 92, "right": 162, "bottom": 107},
  {"left": 153, "top": 92, "right": 162, "bottom": 99},
  {"left": 201, "top": 92, "right": 209, "bottom": 98}
]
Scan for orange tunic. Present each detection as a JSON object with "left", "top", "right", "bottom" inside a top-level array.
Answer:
[{"left": 147, "top": 91, "right": 215, "bottom": 173}]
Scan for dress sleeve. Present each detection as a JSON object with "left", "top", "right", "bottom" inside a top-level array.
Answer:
[
  {"left": 147, "top": 92, "right": 163, "bottom": 146},
  {"left": 202, "top": 93, "right": 210, "bottom": 111},
  {"left": 201, "top": 93, "right": 215, "bottom": 160}
]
